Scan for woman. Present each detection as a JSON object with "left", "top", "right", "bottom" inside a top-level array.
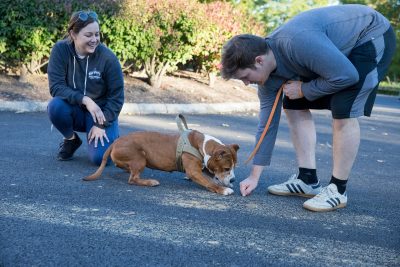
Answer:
[{"left": 47, "top": 10, "right": 124, "bottom": 165}]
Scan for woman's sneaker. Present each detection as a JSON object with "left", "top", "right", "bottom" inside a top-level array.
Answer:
[
  {"left": 57, "top": 133, "right": 82, "bottom": 161},
  {"left": 268, "top": 174, "right": 322, "bottom": 198},
  {"left": 303, "top": 183, "right": 347, "bottom": 212}
]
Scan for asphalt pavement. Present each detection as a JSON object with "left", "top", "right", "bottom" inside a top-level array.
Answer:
[{"left": 0, "top": 95, "right": 399, "bottom": 266}]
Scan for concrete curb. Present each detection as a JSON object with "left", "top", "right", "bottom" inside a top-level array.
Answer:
[
  {"left": 0, "top": 99, "right": 260, "bottom": 114},
  {"left": 1, "top": 99, "right": 398, "bottom": 114}
]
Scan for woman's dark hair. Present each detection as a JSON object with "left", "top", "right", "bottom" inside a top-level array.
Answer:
[
  {"left": 221, "top": 34, "right": 270, "bottom": 79},
  {"left": 65, "top": 10, "right": 99, "bottom": 41}
]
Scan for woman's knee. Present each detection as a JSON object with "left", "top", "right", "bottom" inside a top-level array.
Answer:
[
  {"left": 87, "top": 147, "right": 111, "bottom": 166},
  {"left": 88, "top": 151, "right": 104, "bottom": 166},
  {"left": 48, "top": 97, "right": 69, "bottom": 118}
]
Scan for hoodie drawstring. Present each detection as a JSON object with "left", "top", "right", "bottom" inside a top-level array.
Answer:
[
  {"left": 73, "top": 55, "right": 89, "bottom": 96},
  {"left": 73, "top": 57, "right": 76, "bottom": 89},
  {"left": 84, "top": 56, "right": 89, "bottom": 95}
]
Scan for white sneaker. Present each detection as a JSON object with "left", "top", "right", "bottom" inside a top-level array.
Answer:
[
  {"left": 303, "top": 184, "right": 347, "bottom": 212},
  {"left": 268, "top": 174, "right": 322, "bottom": 198}
]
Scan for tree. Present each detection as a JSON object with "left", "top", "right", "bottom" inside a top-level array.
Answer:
[
  {"left": 341, "top": 0, "right": 400, "bottom": 80},
  {"left": 231, "top": 0, "right": 333, "bottom": 33},
  {"left": 192, "top": 1, "right": 264, "bottom": 87}
]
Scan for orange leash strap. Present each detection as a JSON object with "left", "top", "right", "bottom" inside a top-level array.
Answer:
[{"left": 245, "top": 85, "right": 284, "bottom": 164}]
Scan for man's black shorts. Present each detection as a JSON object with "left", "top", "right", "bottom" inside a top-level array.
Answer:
[{"left": 283, "top": 26, "right": 396, "bottom": 119}]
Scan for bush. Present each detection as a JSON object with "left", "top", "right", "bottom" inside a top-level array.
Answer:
[
  {"left": 0, "top": 0, "right": 121, "bottom": 77},
  {"left": 0, "top": 0, "right": 265, "bottom": 89},
  {"left": 190, "top": 1, "right": 265, "bottom": 86},
  {"left": 0, "top": 0, "right": 66, "bottom": 75}
]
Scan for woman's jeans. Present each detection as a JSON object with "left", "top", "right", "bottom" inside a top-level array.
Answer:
[{"left": 47, "top": 97, "right": 119, "bottom": 166}]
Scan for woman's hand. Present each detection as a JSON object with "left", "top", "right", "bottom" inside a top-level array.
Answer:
[
  {"left": 88, "top": 125, "right": 109, "bottom": 148},
  {"left": 82, "top": 96, "right": 106, "bottom": 125},
  {"left": 283, "top": 80, "right": 304, "bottom": 99}
]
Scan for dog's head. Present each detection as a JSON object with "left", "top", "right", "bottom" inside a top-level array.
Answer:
[{"left": 205, "top": 144, "right": 239, "bottom": 188}]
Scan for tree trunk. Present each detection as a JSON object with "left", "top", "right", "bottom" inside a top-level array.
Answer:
[
  {"left": 208, "top": 72, "right": 216, "bottom": 88},
  {"left": 144, "top": 55, "right": 168, "bottom": 90},
  {"left": 19, "top": 65, "right": 28, "bottom": 83}
]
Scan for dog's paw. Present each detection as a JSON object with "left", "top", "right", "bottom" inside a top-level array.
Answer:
[
  {"left": 222, "top": 187, "right": 234, "bottom": 196},
  {"left": 148, "top": 180, "right": 160, "bottom": 187}
]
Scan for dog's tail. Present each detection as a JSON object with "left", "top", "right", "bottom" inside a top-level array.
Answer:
[{"left": 83, "top": 143, "right": 114, "bottom": 181}]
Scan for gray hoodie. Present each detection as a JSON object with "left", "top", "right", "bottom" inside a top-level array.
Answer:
[
  {"left": 48, "top": 39, "right": 124, "bottom": 124},
  {"left": 254, "top": 4, "right": 391, "bottom": 166}
]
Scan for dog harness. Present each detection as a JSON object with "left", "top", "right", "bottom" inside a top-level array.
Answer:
[{"left": 175, "top": 114, "right": 203, "bottom": 172}]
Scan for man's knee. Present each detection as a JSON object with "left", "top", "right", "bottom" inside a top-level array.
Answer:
[
  {"left": 284, "top": 109, "right": 311, "bottom": 120},
  {"left": 333, "top": 118, "right": 359, "bottom": 131}
]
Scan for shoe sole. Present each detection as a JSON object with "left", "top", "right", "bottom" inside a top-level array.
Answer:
[
  {"left": 303, "top": 203, "right": 347, "bottom": 212},
  {"left": 57, "top": 156, "right": 74, "bottom": 161},
  {"left": 268, "top": 188, "right": 317, "bottom": 198}
]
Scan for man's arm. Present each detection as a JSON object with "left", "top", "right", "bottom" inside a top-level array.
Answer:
[
  {"left": 253, "top": 77, "right": 285, "bottom": 166},
  {"left": 291, "top": 34, "right": 359, "bottom": 101}
]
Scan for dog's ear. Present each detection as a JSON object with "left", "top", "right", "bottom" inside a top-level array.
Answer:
[
  {"left": 230, "top": 144, "right": 240, "bottom": 152},
  {"left": 216, "top": 150, "right": 226, "bottom": 160}
]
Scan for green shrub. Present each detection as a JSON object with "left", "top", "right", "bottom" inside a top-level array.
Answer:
[
  {"left": 139, "top": 0, "right": 202, "bottom": 88},
  {"left": 0, "top": 0, "right": 65, "bottom": 74},
  {"left": 191, "top": 1, "right": 265, "bottom": 86},
  {"left": 0, "top": 0, "right": 265, "bottom": 89},
  {"left": 0, "top": 0, "right": 121, "bottom": 76}
]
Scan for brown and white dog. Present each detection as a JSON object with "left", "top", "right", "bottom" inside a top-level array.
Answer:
[{"left": 83, "top": 118, "right": 239, "bottom": 195}]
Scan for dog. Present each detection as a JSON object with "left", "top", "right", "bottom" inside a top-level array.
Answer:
[{"left": 83, "top": 114, "right": 239, "bottom": 195}]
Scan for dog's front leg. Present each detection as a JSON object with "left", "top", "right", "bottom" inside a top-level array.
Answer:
[{"left": 185, "top": 168, "right": 234, "bottom": 196}]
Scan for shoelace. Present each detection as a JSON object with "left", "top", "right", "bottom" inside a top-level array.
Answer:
[
  {"left": 314, "top": 186, "right": 334, "bottom": 199},
  {"left": 287, "top": 174, "right": 297, "bottom": 181},
  {"left": 59, "top": 139, "right": 73, "bottom": 148},
  {"left": 59, "top": 141, "right": 65, "bottom": 148}
]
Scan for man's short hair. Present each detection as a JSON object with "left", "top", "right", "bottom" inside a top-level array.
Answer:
[{"left": 221, "top": 34, "right": 269, "bottom": 79}]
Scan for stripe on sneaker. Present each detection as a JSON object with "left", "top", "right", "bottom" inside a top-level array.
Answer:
[
  {"left": 326, "top": 199, "right": 335, "bottom": 207},
  {"left": 290, "top": 183, "right": 300, "bottom": 193},
  {"left": 335, "top": 197, "right": 341, "bottom": 204},
  {"left": 296, "top": 184, "right": 305, "bottom": 194},
  {"left": 286, "top": 184, "right": 294, "bottom": 193},
  {"left": 311, "top": 183, "right": 320, "bottom": 189},
  {"left": 329, "top": 197, "right": 338, "bottom": 206}
]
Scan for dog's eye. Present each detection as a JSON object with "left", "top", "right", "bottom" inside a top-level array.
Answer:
[{"left": 224, "top": 168, "right": 230, "bottom": 172}]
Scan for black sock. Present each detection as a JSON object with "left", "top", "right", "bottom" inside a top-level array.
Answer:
[
  {"left": 329, "top": 176, "right": 347, "bottom": 194},
  {"left": 297, "top": 167, "right": 318, "bottom": 184}
]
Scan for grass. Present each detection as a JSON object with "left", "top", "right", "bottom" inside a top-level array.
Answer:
[{"left": 378, "top": 80, "right": 400, "bottom": 96}]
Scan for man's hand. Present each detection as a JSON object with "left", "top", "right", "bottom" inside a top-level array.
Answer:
[
  {"left": 283, "top": 80, "right": 303, "bottom": 99},
  {"left": 88, "top": 125, "right": 109, "bottom": 148},
  {"left": 240, "top": 176, "right": 259, "bottom": 196},
  {"left": 240, "top": 165, "right": 264, "bottom": 196},
  {"left": 82, "top": 96, "right": 106, "bottom": 125}
]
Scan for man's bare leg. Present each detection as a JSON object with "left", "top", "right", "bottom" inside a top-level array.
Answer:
[
  {"left": 267, "top": 109, "right": 321, "bottom": 197},
  {"left": 302, "top": 118, "right": 359, "bottom": 211},
  {"left": 284, "top": 109, "right": 316, "bottom": 169},
  {"left": 332, "top": 118, "right": 360, "bottom": 180}
]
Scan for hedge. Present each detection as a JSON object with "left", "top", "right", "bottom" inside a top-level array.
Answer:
[{"left": 0, "top": 0, "right": 264, "bottom": 87}]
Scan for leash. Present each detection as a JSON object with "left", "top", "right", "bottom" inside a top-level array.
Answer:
[{"left": 245, "top": 84, "right": 284, "bottom": 164}]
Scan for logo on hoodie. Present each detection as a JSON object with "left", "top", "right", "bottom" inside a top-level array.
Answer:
[{"left": 88, "top": 69, "right": 101, "bottom": 80}]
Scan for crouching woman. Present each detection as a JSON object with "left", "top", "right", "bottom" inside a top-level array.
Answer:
[{"left": 47, "top": 10, "right": 124, "bottom": 165}]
